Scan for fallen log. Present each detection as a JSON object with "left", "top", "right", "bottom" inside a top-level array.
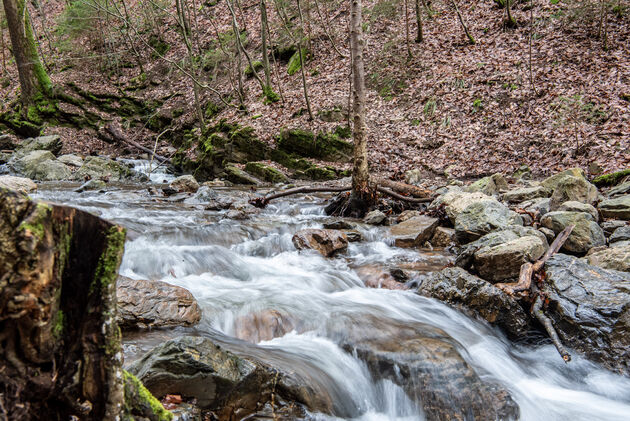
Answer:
[
  {"left": 103, "top": 123, "right": 171, "bottom": 165},
  {"left": 250, "top": 184, "right": 435, "bottom": 208},
  {"left": 377, "top": 178, "right": 433, "bottom": 198}
]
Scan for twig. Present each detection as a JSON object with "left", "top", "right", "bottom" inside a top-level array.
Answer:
[{"left": 532, "top": 295, "right": 571, "bottom": 362}]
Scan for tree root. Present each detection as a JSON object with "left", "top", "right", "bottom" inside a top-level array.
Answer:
[{"left": 532, "top": 295, "right": 571, "bottom": 362}]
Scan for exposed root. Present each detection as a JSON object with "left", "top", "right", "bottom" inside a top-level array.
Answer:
[{"left": 532, "top": 295, "right": 571, "bottom": 362}]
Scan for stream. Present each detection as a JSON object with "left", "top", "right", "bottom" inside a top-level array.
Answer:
[{"left": 33, "top": 167, "right": 630, "bottom": 421}]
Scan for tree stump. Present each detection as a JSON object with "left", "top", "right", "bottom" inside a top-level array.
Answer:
[{"left": 0, "top": 188, "right": 170, "bottom": 420}]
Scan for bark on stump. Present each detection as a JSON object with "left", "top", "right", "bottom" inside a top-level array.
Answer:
[{"left": 0, "top": 188, "right": 170, "bottom": 420}]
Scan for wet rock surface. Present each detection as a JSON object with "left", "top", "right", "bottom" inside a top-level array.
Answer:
[
  {"left": 389, "top": 215, "right": 439, "bottom": 247},
  {"left": 292, "top": 229, "right": 348, "bottom": 257},
  {"left": 473, "top": 235, "right": 547, "bottom": 282},
  {"left": 543, "top": 254, "right": 630, "bottom": 375},
  {"left": 584, "top": 244, "right": 630, "bottom": 272},
  {"left": 117, "top": 276, "right": 202, "bottom": 329}
]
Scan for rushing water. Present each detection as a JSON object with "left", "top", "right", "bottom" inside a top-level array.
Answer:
[{"left": 34, "top": 178, "right": 630, "bottom": 421}]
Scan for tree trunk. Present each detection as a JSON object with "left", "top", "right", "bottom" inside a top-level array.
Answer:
[
  {"left": 349, "top": 0, "right": 370, "bottom": 212},
  {"left": 2, "top": 0, "right": 52, "bottom": 106},
  {"left": 0, "top": 188, "right": 169, "bottom": 420}
]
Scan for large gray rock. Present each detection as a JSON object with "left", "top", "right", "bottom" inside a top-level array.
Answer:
[
  {"left": 454, "top": 200, "right": 523, "bottom": 243},
  {"left": 474, "top": 235, "right": 547, "bottom": 282},
  {"left": 465, "top": 173, "right": 508, "bottom": 196},
  {"left": 292, "top": 229, "right": 348, "bottom": 257},
  {"left": 430, "top": 227, "right": 456, "bottom": 248},
  {"left": 558, "top": 201, "right": 599, "bottom": 221},
  {"left": 456, "top": 225, "right": 547, "bottom": 269},
  {"left": 599, "top": 195, "right": 630, "bottom": 220},
  {"left": 541, "top": 211, "right": 605, "bottom": 254},
  {"left": 549, "top": 176, "right": 599, "bottom": 210},
  {"left": 74, "top": 156, "right": 133, "bottom": 181},
  {"left": 363, "top": 210, "right": 386, "bottom": 225},
  {"left": 540, "top": 167, "right": 587, "bottom": 191},
  {"left": 610, "top": 226, "right": 630, "bottom": 244},
  {"left": 32, "top": 160, "right": 72, "bottom": 181},
  {"left": 129, "top": 336, "right": 334, "bottom": 418},
  {"left": 544, "top": 254, "right": 630, "bottom": 374},
  {"left": 584, "top": 245, "right": 630, "bottom": 272},
  {"left": 169, "top": 175, "right": 199, "bottom": 193},
  {"left": 117, "top": 276, "right": 202, "bottom": 329},
  {"left": 57, "top": 154, "right": 84, "bottom": 168},
  {"left": 16, "top": 135, "right": 62, "bottom": 155},
  {"left": 0, "top": 175, "right": 37, "bottom": 193},
  {"left": 602, "top": 220, "right": 627, "bottom": 236},
  {"left": 224, "top": 165, "right": 261, "bottom": 185},
  {"left": 389, "top": 215, "right": 439, "bottom": 247},
  {"left": 502, "top": 185, "right": 551, "bottom": 203},
  {"left": 336, "top": 316, "right": 519, "bottom": 421},
  {"left": 429, "top": 189, "right": 489, "bottom": 222},
  {"left": 9, "top": 150, "right": 55, "bottom": 175},
  {"left": 417, "top": 267, "right": 531, "bottom": 338},
  {"left": 607, "top": 182, "right": 630, "bottom": 197}
]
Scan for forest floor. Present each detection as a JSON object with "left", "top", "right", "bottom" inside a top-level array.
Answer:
[{"left": 0, "top": 0, "right": 628, "bottom": 180}]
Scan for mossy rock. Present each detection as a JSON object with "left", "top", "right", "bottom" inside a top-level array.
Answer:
[
  {"left": 122, "top": 370, "right": 173, "bottom": 421},
  {"left": 287, "top": 48, "right": 309, "bottom": 76},
  {"left": 227, "top": 126, "right": 272, "bottom": 163},
  {"left": 245, "top": 162, "right": 289, "bottom": 183},
  {"left": 224, "top": 165, "right": 261, "bottom": 185},
  {"left": 245, "top": 60, "right": 264, "bottom": 77},
  {"left": 593, "top": 169, "right": 630, "bottom": 187},
  {"left": 304, "top": 166, "right": 337, "bottom": 181},
  {"left": 277, "top": 129, "right": 352, "bottom": 162},
  {"left": 270, "top": 149, "right": 313, "bottom": 171},
  {"left": 272, "top": 44, "right": 297, "bottom": 61},
  {"left": 334, "top": 125, "right": 352, "bottom": 139}
]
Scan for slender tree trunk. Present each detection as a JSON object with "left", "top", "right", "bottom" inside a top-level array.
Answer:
[
  {"left": 404, "top": 0, "right": 412, "bottom": 59},
  {"left": 451, "top": 0, "right": 475, "bottom": 45},
  {"left": 506, "top": 0, "right": 516, "bottom": 27},
  {"left": 350, "top": 0, "right": 370, "bottom": 202},
  {"left": 2, "top": 0, "right": 53, "bottom": 106},
  {"left": 296, "top": 0, "right": 314, "bottom": 119},
  {"left": 260, "top": 0, "right": 272, "bottom": 89},
  {"left": 415, "top": 0, "right": 423, "bottom": 42}
]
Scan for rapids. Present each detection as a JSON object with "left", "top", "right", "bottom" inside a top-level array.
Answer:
[{"left": 33, "top": 178, "right": 630, "bottom": 421}]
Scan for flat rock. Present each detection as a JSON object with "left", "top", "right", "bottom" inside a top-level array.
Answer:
[
  {"left": 465, "top": 173, "right": 508, "bottom": 196},
  {"left": 389, "top": 215, "right": 439, "bottom": 247},
  {"left": 363, "top": 209, "right": 386, "bottom": 225},
  {"left": 558, "top": 201, "right": 599, "bottom": 221},
  {"left": 610, "top": 226, "right": 630, "bottom": 244},
  {"left": 599, "top": 195, "right": 630, "bottom": 220},
  {"left": 224, "top": 165, "right": 261, "bottom": 185},
  {"left": 75, "top": 179, "right": 106, "bottom": 193},
  {"left": 503, "top": 185, "right": 551, "bottom": 203},
  {"left": 117, "top": 276, "right": 201, "bottom": 329},
  {"left": 584, "top": 244, "right": 630, "bottom": 272},
  {"left": 474, "top": 235, "right": 547, "bottom": 282},
  {"left": 541, "top": 211, "right": 605, "bottom": 254},
  {"left": 454, "top": 200, "right": 523, "bottom": 244},
  {"left": 57, "top": 154, "right": 84, "bottom": 167},
  {"left": 74, "top": 156, "right": 133, "bottom": 181},
  {"left": 16, "top": 135, "right": 62, "bottom": 155},
  {"left": 0, "top": 175, "right": 37, "bottom": 193},
  {"left": 603, "top": 220, "right": 628, "bottom": 236},
  {"left": 544, "top": 254, "right": 630, "bottom": 375},
  {"left": 607, "top": 182, "right": 630, "bottom": 197},
  {"left": 292, "top": 229, "right": 348, "bottom": 257},
  {"left": 417, "top": 267, "right": 531, "bottom": 338}
]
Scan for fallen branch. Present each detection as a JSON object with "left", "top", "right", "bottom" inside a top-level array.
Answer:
[
  {"left": 250, "top": 184, "right": 436, "bottom": 208},
  {"left": 532, "top": 295, "right": 571, "bottom": 362},
  {"left": 377, "top": 178, "right": 433, "bottom": 198},
  {"left": 103, "top": 123, "right": 171, "bottom": 164}
]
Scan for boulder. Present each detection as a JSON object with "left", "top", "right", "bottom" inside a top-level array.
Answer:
[
  {"left": 9, "top": 150, "right": 55, "bottom": 175},
  {"left": 338, "top": 317, "right": 519, "bottom": 421},
  {"left": 602, "top": 220, "right": 627, "bottom": 236},
  {"left": 117, "top": 276, "right": 202, "bottom": 329},
  {"left": 57, "top": 154, "right": 84, "bottom": 168},
  {"left": 544, "top": 254, "right": 630, "bottom": 374},
  {"left": 292, "top": 229, "right": 348, "bottom": 257},
  {"left": 129, "top": 336, "right": 334, "bottom": 418},
  {"left": 430, "top": 227, "right": 456, "bottom": 248},
  {"left": 558, "top": 201, "right": 599, "bottom": 221},
  {"left": 456, "top": 225, "right": 548, "bottom": 269},
  {"left": 607, "top": 182, "right": 630, "bottom": 197},
  {"left": 74, "top": 156, "right": 133, "bottom": 181},
  {"left": 465, "top": 173, "right": 508, "bottom": 196},
  {"left": 502, "top": 185, "right": 551, "bottom": 203},
  {"left": 541, "top": 211, "right": 605, "bottom": 254},
  {"left": 244, "top": 162, "right": 289, "bottom": 183},
  {"left": 186, "top": 186, "right": 233, "bottom": 209},
  {"left": 429, "top": 189, "right": 489, "bottom": 222},
  {"left": 15, "top": 135, "right": 62, "bottom": 155},
  {"left": 322, "top": 220, "right": 354, "bottom": 230},
  {"left": 233, "top": 309, "right": 297, "bottom": 343},
  {"left": 31, "top": 160, "right": 72, "bottom": 181},
  {"left": 169, "top": 175, "right": 200, "bottom": 193},
  {"left": 74, "top": 179, "right": 107, "bottom": 193},
  {"left": 417, "top": 267, "right": 531, "bottom": 338},
  {"left": 540, "top": 167, "right": 587, "bottom": 191},
  {"left": 0, "top": 134, "right": 16, "bottom": 150},
  {"left": 598, "top": 195, "right": 630, "bottom": 220},
  {"left": 389, "top": 215, "right": 439, "bottom": 248},
  {"left": 355, "top": 265, "right": 408, "bottom": 290},
  {"left": 474, "top": 235, "right": 547, "bottom": 282},
  {"left": 454, "top": 200, "right": 523, "bottom": 243},
  {"left": 584, "top": 244, "right": 630, "bottom": 272},
  {"left": 224, "top": 165, "right": 261, "bottom": 185},
  {"left": 549, "top": 176, "right": 599, "bottom": 210},
  {"left": 0, "top": 175, "right": 37, "bottom": 193},
  {"left": 519, "top": 197, "right": 551, "bottom": 217},
  {"left": 610, "top": 226, "right": 630, "bottom": 244},
  {"left": 363, "top": 210, "right": 387, "bottom": 225}
]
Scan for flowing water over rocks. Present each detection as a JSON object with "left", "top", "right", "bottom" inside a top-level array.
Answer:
[{"left": 32, "top": 176, "right": 630, "bottom": 421}]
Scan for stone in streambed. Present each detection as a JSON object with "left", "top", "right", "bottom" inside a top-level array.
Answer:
[
  {"left": 169, "top": 175, "right": 200, "bottom": 193},
  {"left": 474, "top": 235, "right": 547, "bottom": 282},
  {"left": 0, "top": 175, "right": 37, "bottom": 193},
  {"left": 389, "top": 215, "right": 439, "bottom": 248},
  {"left": 541, "top": 211, "right": 605, "bottom": 254},
  {"left": 292, "top": 229, "right": 348, "bottom": 257}
]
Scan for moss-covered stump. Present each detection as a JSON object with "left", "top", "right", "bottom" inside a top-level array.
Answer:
[
  {"left": 122, "top": 371, "right": 172, "bottom": 421},
  {"left": 277, "top": 129, "right": 352, "bottom": 162},
  {"left": 593, "top": 169, "right": 630, "bottom": 187},
  {"left": 0, "top": 188, "right": 168, "bottom": 420},
  {"left": 245, "top": 162, "right": 289, "bottom": 183}
]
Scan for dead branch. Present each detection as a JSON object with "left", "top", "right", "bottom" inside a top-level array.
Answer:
[
  {"left": 533, "top": 224, "right": 574, "bottom": 271},
  {"left": 103, "top": 124, "right": 171, "bottom": 164},
  {"left": 377, "top": 178, "right": 433, "bottom": 198},
  {"left": 375, "top": 186, "right": 433, "bottom": 203},
  {"left": 532, "top": 295, "right": 571, "bottom": 362}
]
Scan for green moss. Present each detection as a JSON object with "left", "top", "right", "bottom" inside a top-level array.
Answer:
[
  {"left": 122, "top": 370, "right": 173, "bottom": 421},
  {"left": 263, "top": 85, "right": 280, "bottom": 104},
  {"left": 91, "top": 226, "right": 126, "bottom": 294},
  {"left": 592, "top": 169, "right": 630, "bottom": 187},
  {"left": 52, "top": 310, "right": 65, "bottom": 339},
  {"left": 287, "top": 48, "right": 308, "bottom": 76},
  {"left": 334, "top": 125, "right": 352, "bottom": 139},
  {"left": 245, "top": 162, "right": 288, "bottom": 183},
  {"left": 19, "top": 203, "right": 51, "bottom": 240},
  {"left": 245, "top": 60, "right": 263, "bottom": 76},
  {"left": 305, "top": 166, "right": 337, "bottom": 180},
  {"left": 276, "top": 129, "right": 352, "bottom": 162}
]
